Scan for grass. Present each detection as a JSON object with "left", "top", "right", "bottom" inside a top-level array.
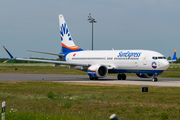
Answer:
[
  {"left": 1, "top": 82, "right": 180, "bottom": 120},
  {"left": 0, "top": 63, "right": 180, "bottom": 119},
  {"left": 168, "top": 63, "right": 180, "bottom": 66},
  {"left": 0, "top": 64, "right": 87, "bottom": 75},
  {"left": 0, "top": 63, "right": 54, "bottom": 66}
]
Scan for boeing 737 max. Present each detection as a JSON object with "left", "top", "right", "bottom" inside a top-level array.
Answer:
[{"left": 3, "top": 14, "right": 177, "bottom": 82}]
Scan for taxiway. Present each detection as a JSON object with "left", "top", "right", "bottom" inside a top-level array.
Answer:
[{"left": 0, "top": 73, "right": 180, "bottom": 87}]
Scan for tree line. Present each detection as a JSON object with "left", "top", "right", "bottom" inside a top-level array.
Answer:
[{"left": 0, "top": 58, "right": 62, "bottom": 63}]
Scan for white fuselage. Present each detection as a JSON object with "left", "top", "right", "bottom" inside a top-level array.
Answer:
[{"left": 65, "top": 50, "right": 169, "bottom": 73}]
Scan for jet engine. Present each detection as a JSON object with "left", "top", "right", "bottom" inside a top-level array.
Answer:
[
  {"left": 87, "top": 64, "right": 108, "bottom": 79},
  {"left": 136, "top": 73, "right": 154, "bottom": 78}
]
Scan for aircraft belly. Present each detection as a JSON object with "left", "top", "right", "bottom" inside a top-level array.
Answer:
[{"left": 108, "top": 69, "right": 164, "bottom": 74}]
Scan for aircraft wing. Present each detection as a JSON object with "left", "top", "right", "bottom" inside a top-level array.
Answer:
[
  {"left": 3, "top": 46, "right": 116, "bottom": 69},
  {"left": 3, "top": 46, "right": 121, "bottom": 69},
  {"left": 16, "top": 58, "right": 90, "bottom": 66},
  {"left": 168, "top": 49, "right": 177, "bottom": 63},
  {"left": 168, "top": 60, "right": 176, "bottom": 63},
  {"left": 3, "top": 46, "right": 89, "bottom": 66},
  {"left": 16, "top": 58, "right": 114, "bottom": 69}
]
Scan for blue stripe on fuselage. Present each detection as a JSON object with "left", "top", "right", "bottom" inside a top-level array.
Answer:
[
  {"left": 78, "top": 68, "right": 164, "bottom": 74},
  {"left": 108, "top": 69, "right": 164, "bottom": 74}
]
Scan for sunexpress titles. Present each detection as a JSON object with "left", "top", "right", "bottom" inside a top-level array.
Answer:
[{"left": 117, "top": 51, "right": 142, "bottom": 58}]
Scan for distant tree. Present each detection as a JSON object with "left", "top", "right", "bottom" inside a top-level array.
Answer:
[
  {"left": 0, "top": 58, "right": 8, "bottom": 63},
  {"left": 167, "top": 56, "right": 171, "bottom": 60},
  {"left": 56, "top": 58, "right": 63, "bottom": 61},
  {"left": 177, "top": 57, "right": 180, "bottom": 63}
]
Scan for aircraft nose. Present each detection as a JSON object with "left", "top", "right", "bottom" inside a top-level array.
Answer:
[{"left": 161, "top": 60, "right": 169, "bottom": 70}]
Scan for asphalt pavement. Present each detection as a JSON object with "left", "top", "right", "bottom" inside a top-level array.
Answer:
[{"left": 0, "top": 73, "right": 180, "bottom": 87}]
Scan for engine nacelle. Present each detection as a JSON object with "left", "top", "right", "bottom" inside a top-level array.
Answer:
[
  {"left": 136, "top": 73, "right": 154, "bottom": 78},
  {"left": 87, "top": 65, "right": 108, "bottom": 78}
]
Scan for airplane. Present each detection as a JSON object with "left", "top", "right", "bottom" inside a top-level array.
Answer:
[{"left": 3, "top": 14, "right": 177, "bottom": 82}]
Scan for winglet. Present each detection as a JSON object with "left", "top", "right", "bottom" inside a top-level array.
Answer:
[
  {"left": 3, "top": 46, "right": 14, "bottom": 63},
  {"left": 172, "top": 49, "right": 177, "bottom": 60},
  {"left": 168, "top": 49, "right": 177, "bottom": 63}
]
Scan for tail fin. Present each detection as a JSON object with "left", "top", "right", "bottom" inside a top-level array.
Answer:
[{"left": 59, "top": 14, "right": 83, "bottom": 53}]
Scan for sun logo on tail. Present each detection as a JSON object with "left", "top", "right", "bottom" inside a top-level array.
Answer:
[{"left": 60, "top": 23, "right": 72, "bottom": 41}]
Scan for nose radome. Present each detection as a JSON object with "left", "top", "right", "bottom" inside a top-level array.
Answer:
[{"left": 161, "top": 60, "right": 169, "bottom": 70}]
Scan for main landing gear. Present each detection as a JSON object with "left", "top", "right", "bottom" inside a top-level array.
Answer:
[
  {"left": 117, "top": 73, "right": 126, "bottom": 80},
  {"left": 152, "top": 77, "right": 158, "bottom": 82},
  {"left": 89, "top": 76, "right": 98, "bottom": 80}
]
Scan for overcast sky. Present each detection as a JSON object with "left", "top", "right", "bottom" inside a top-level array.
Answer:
[{"left": 1, "top": 0, "right": 180, "bottom": 59}]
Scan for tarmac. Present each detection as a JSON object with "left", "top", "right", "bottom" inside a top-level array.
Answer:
[{"left": 0, "top": 73, "right": 180, "bottom": 87}]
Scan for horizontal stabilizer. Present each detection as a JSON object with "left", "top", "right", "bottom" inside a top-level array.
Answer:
[{"left": 26, "top": 50, "right": 65, "bottom": 57}]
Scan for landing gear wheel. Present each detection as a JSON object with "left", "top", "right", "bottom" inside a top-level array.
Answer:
[
  {"left": 89, "top": 76, "right": 93, "bottom": 80},
  {"left": 152, "top": 78, "right": 158, "bottom": 82},
  {"left": 89, "top": 77, "right": 99, "bottom": 80},
  {"left": 117, "top": 74, "right": 122, "bottom": 80},
  {"left": 122, "top": 74, "right": 126, "bottom": 80},
  {"left": 117, "top": 74, "right": 126, "bottom": 80},
  {"left": 95, "top": 77, "right": 98, "bottom": 80}
]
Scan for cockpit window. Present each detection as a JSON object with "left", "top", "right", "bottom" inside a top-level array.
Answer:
[
  {"left": 158, "top": 57, "right": 166, "bottom": 59},
  {"left": 152, "top": 57, "right": 157, "bottom": 60},
  {"left": 152, "top": 56, "right": 166, "bottom": 60}
]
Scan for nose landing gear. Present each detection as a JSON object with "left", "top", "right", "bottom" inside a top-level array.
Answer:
[{"left": 152, "top": 77, "right": 158, "bottom": 82}]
